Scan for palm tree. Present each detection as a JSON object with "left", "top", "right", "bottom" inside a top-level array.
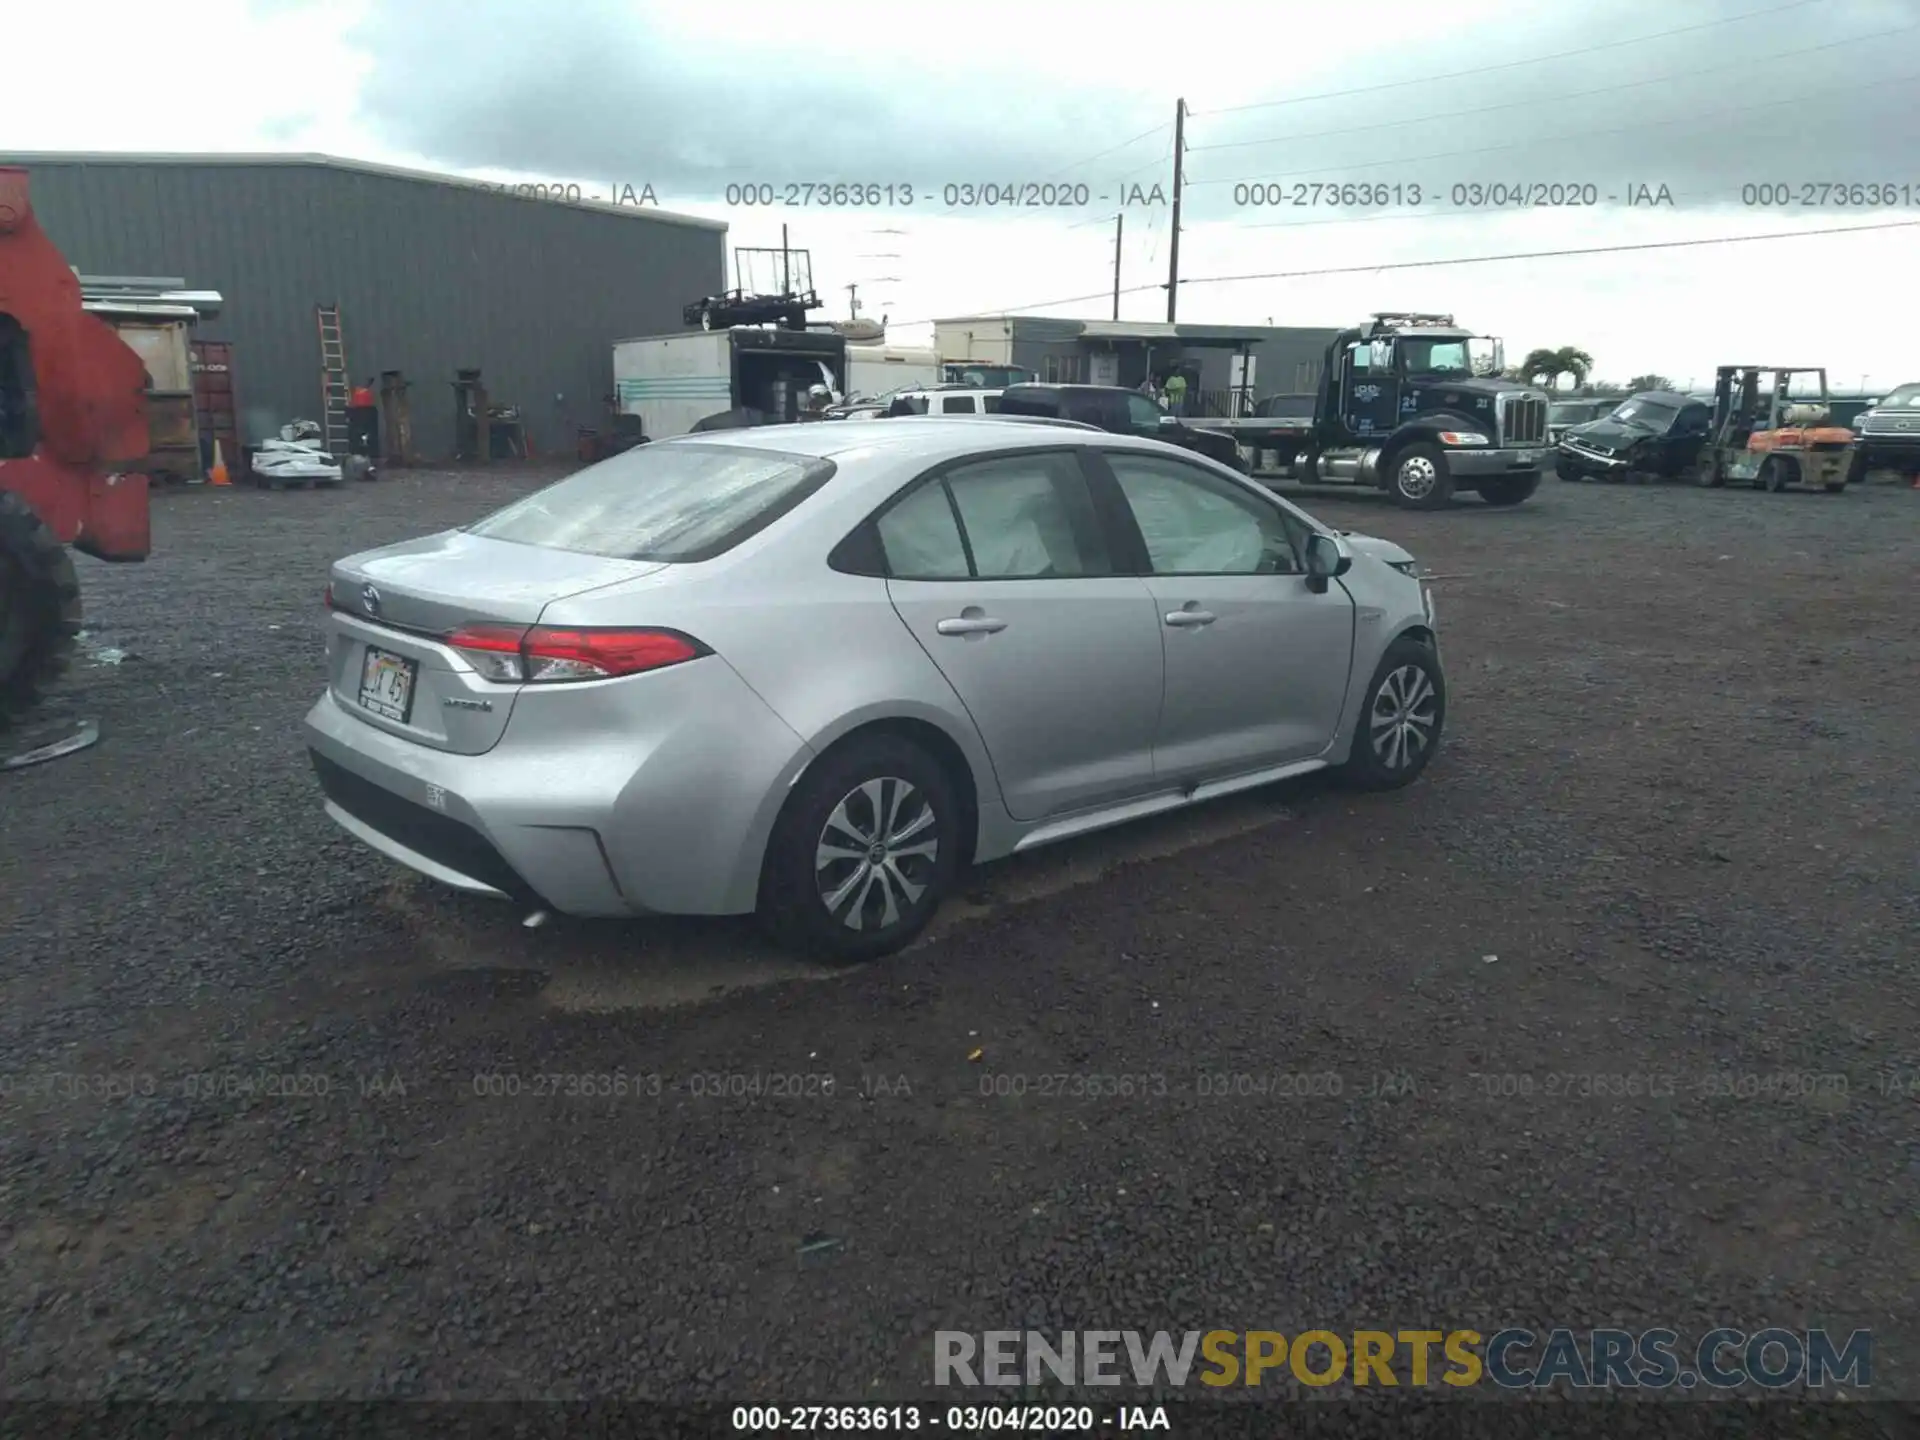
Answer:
[
  {"left": 1625, "top": 373, "right": 1676, "bottom": 393},
  {"left": 1518, "top": 346, "right": 1596, "bottom": 391},
  {"left": 1551, "top": 346, "right": 1594, "bottom": 391},
  {"left": 1518, "top": 348, "right": 1565, "bottom": 389}
]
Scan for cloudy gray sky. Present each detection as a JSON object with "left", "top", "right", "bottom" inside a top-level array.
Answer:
[
  {"left": 10, "top": 0, "right": 1920, "bottom": 384},
  {"left": 348, "top": 0, "right": 1920, "bottom": 220}
]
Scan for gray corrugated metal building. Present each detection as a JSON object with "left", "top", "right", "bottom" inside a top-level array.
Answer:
[{"left": 3, "top": 152, "right": 727, "bottom": 460}]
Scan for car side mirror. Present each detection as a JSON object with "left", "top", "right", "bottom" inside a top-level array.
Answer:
[{"left": 1304, "top": 533, "right": 1351, "bottom": 592}]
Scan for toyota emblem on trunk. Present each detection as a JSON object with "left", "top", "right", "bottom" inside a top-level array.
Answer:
[{"left": 360, "top": 583, "right": 381, "bottom": 616}]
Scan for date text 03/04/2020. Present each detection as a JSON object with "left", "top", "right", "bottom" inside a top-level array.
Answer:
[
  {"left": 721, "top": 182, "right": 1168, "bottom": 209},
  {"left": 730, "top": 1404, "right": 1170, "bottom": 1432},
  {"left": 1230, "top": 181, "right": 1676, "bottom": 208}
]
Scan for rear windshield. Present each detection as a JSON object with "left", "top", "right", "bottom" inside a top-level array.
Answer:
[{"left": 465, "top": 443, "right": 834, "bottom": 562}]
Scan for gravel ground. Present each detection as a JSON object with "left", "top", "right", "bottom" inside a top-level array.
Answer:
[{"left": 1, "top": 462, "right": 1916, "bottom": 1410}]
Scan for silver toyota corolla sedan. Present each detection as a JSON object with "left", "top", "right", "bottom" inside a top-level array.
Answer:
[{"left": 305, "top": 418, "right": 1443, "bottom": 961}]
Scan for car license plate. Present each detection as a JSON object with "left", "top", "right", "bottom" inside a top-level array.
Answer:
[{"left": 358, "top": 646, "right": 417, "bottom": 723}]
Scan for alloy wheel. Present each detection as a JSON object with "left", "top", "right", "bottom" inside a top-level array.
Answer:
[
  {"left": 814, "top": 776, "right": 940, "bottom": 931},
  {"left": 1369, "top": 664, "right": 1439, "bottom": 772}
]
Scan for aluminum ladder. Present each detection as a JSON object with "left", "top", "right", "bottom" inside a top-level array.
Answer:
[{"left": 315, "top": 303, "right": 350, "bottom": 455}]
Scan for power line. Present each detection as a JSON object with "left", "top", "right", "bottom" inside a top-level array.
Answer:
[
  {"left": 1187, "top": 65, "right": 1920, "bottom": 188},
  {"left": 1185, "top": 18, "right": 1916, "bottom": 155},
  {"left": 888, "top": 218, "right": 1920, "bottom": 325},
  {"left": 1192, "top": 0, "right": 1824, "bottom": 117},
  {"left": 1179, "top": 218, "right": 1920, "bottom": 289},
  {"left": 1241, "top": 206, "right": 1555, "bottom": 234}
]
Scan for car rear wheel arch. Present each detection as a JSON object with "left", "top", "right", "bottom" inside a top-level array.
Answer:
[
  {"left": 791, "top": 717, "right": 982, "bottom": 869},
  {"left": 755, "top": 720, "right": 977, "bottom": 960}
]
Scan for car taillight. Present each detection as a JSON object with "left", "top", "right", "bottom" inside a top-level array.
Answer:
[
  {"left": 324, "top": 580, "right": 334, "bottom": 610},
  {"left": 444, "top": 624, "right": 707, "bottom": 683}
]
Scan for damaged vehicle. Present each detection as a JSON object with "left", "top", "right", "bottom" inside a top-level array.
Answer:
[
  {"left": 1555, "top": 390, "right": 1711, "bottom": 483},
  {"left": 305, "top": 420, "right": 1441, "bottom": 962}
]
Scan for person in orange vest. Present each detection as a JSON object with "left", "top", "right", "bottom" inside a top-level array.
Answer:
[{"left": 347, "top": 378, "right": 380, "bottom": 460}]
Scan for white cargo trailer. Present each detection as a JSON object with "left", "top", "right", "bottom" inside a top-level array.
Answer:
[
  {"left": 612, "top": 327, "right": 847, "bottom": 440},
  {"left": 845, "top": 344, "right": 940, "bottom": 400}
]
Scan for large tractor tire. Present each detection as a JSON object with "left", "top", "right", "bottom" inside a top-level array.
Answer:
[{"left": 0, "top": 491, "right": 82, "bottom": 727}]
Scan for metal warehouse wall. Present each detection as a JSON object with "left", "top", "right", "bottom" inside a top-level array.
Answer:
[
  {"left": 7, "top": 157, "right": 727, "bottom": 459},
  {"left": 1247, "top": 331, "right": 1341, "bottom": 397}
]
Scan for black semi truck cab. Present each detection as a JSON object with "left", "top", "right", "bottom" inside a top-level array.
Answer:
[{"left": 1190, "top": 312, "right": 1551, "bottom": 509}]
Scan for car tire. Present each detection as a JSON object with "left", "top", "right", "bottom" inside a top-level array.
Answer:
[
  {"left": 758, "top": 734, "right": 960, "bottom": 963},
  {"left": 1477, "top": 471, "right": 1539, "bottom": 506},
  {"left": 1386, "top": 443, "right": 1454, "bottom": 509},
  {"left": 1335, "top": 636, "right": 1446, "bottom": 791}
]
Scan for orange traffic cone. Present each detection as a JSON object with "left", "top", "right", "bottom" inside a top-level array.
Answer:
[{"left": 209, "top": 439, "right": 230, "bottom": 486}]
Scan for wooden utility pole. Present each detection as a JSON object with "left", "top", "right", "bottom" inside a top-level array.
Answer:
[
  {"left": 1111, "top": 213, "right": 1124, "bottom": 320},
  {"left": 1166, "top": 97, "right": 1185, "bottom": 322}
]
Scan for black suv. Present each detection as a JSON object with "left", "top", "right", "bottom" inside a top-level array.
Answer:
[{"left": 996, "top": 384, "right": 1248, "bottom": 471}]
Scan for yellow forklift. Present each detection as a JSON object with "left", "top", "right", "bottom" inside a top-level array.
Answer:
[{"left": 1694, "top": 366, "right": 1855, "bottom": 492}]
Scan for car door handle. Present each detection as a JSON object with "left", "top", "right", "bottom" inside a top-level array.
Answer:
[
  {"left": 936, "top": 615, "right": 1007, "bottom": 635},
  {"left": 1164, "top": 608, "right": 1215, "bottom": 627}
]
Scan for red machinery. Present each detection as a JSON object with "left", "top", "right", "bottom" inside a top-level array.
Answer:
[{"left": 0, "top": 166, "right": 151, "bottom": 724}]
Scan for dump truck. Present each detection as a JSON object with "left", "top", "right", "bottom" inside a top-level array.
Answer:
[
  {"left": 1693, "top": 366, "right": 1856, "bottom": 492},
  {"left": 1185, "top": 312, "right": 1550, "bottom": 508},
  {"left": 0, "top": 167, "right": 151, "bottom": 725}
]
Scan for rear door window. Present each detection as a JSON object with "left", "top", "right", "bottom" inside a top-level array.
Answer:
[
  {"left": 1103, "top": 394, "right": 1133, "bottom": 430},
  {"left": 466, "top": 442, "right": 832, "bottom": 562},
  {"left": 873, "top": 451, "right": 1112, "bottom": 580},
  {"left": 941, "top": 395, "right": 977, "bottom": 414},
  {"left": 945, "top": 452, "right": 1111, "bottom": 578},
  {"left": 875, "top": 481, "right": 970, "bottom": 580},
  {"left": 995, "top": 390, "right": 1055, "bottom": 418}
]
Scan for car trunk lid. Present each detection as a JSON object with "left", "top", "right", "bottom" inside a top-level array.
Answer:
[{"left": 326, "top": 531, "right": 666, "bottom": 754}]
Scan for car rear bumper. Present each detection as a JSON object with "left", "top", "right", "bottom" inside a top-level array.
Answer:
[
  {"left": 1448, "top": 446, "right": 1543, "bottom": 477},
  {"left": 301, "top": 655, "right": 815, "bottom": 917}
]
